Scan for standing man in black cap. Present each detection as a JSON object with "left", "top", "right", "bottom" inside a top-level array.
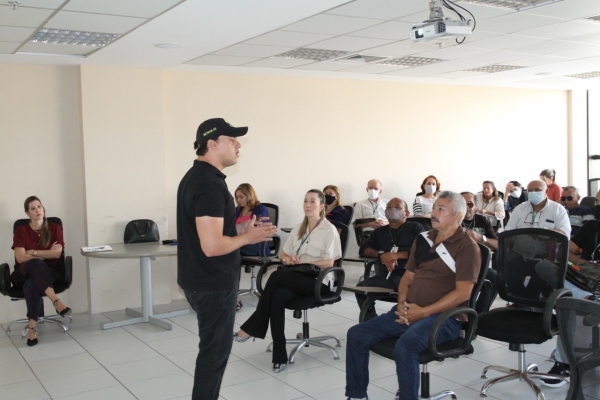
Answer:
[{"left": 177, "top": 118, "right": 277, "bottom": 400}]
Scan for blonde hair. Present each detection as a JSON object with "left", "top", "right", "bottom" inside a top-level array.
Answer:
[
  {"left": 482, "top": 181, "right": 500, "bottom": 201},
  {"left": 297, "top": 189, "right": 326, "bottom": 240},
  {"left": 235, "top": 183, "right": 260, "bottom": 210},
  {"left": 24, "top": 196, "right": 52, "bottom": 248},
  {"left": 540, "top": 169, "right": 556, "bottom": 183},
  {"left": 323, "top": 184, "right": 341, "bottom": 207}
]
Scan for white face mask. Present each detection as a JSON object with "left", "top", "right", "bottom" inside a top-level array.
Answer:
[
  {"left": 510, "top": 189, "right": 522, "bottom": 198},
  {"left": 367, "top": 189, "right": 379, "bottom": 200},
  {"left": 528, "top": 191, "right": 545, "bottom": 205},
  {"left": 425, "top": 185, "right": 436, "bottom": 195}
]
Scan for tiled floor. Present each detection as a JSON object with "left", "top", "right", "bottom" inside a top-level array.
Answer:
[{"left": 1, "top": 262, "right": 598, "bottom": 400}]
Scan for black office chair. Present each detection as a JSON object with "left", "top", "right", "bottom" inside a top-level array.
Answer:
[
  {"left": 581, "top": 196, "right": 596, "bottom": 209},
  {"left": 258, "top": 221, "right": 349, "bottom": 363},
  {"left": 555, "top": 297, "right": 600, "bottom": 400},
  {"left": 359, "top": 243, "right": 491, "bottom": 399},
  {"left": 0, "top": 218, "right": 74, "bottom": 337},
  {"left": 406, "top": 217, "right": 433, "bottom": 231},
  {"left": 342, "top": 205, "right": 354, "bottom": 226},
  {"left": 476, "top": 228, "right": 572, "bottom": 399},
  {"left": 239, "top": 203, "right": 281, "bottom": 298}
]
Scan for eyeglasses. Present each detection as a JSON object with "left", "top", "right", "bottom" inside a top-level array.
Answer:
[
  {"left": 523, "top": 211, "right": 541, "bottom": 227},
  {"left": 560, "top": 196, "right": 575, "bottom": 201},
  {"left": 466, "top": 201, "right": 474, "bottom": 208}
]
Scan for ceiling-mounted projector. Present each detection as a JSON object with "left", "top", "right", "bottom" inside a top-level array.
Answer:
[{"left": 410, "top": 0, "right": 473, "bottom": 43}]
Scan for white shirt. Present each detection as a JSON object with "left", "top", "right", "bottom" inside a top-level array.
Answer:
[
  {"left": 413, "top": 196, "right": 436, "bottom": 216},
  {"left": 474, "top": 193, "right": 506, "bottom": 222},
  {"left": 283, "top": 219, "right": 342, "bottom": 288},
  {"left": 353, "top": 198, "right": 388, "bottom": 231},
  {"left": 505, "top": 199, "right": 571, "bottom": 237}
]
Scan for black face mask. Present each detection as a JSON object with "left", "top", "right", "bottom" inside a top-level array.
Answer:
[
  {"left": 325, "top": 195, "right": 336, "bottom": 205},
  {"left": 594, "top": 205, "right": 600, "bottom": 220}
]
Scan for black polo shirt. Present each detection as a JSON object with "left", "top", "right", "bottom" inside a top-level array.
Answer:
[
  {"left": 571, "top": 220, "right": 600, "bottom": 261},
  {"left": 177, "top": 160, "right": 240, "bottom": 292},
  {"left": 461, "top": 214, "right": 497, "bottom": 239}
]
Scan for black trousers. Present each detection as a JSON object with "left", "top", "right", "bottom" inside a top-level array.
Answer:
[
  {"left": 355, "top": 272, "right": 402, "bottom": 321},
  {"left": 240, "top": 270, "right": 327, "bottom": 364},
  {"left": 17, "top": 259, "right": 57, "bottom": 321}
]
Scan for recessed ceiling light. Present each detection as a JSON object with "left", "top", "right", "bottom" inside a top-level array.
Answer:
[
  {"left": 463, "top": 64, "right": 524, "bottom": 73},
  {"left": 30, "top": 29, "right": 120, "bottom": 47},
  {"left": 272, "top": 48, "right": 348, "bottom": 62},
  {"left": 376, "top": 56, "right": 445, "bottom": 67},
  {"left": 535, "top": 72, "right": 552, "bottom": 76},
  {"left": 155, "top": 43, "right": 183, "bottom": 49},
  {"left": 566, "top": 71, "right": 600, "bottom": 79},
  {"left": 458, "top": 0, "right": 563, "bottom": 11}
]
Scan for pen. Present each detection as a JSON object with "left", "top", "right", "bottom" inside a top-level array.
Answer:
[{"left": 386, "top": 271, "right": 391, "bottom": 279}]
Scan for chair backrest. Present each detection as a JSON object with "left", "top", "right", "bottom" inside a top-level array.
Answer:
[
  {"left": 261, "top": 203, "right": 279, "bottom": 226},
  {"left": 470, "top": 243, "right": 491, "bottom": 309},
  {"left": 556, "top": 297, "right": 600, "bottom": 400},
  {"left": 331, "top": 221, "right": 349, "bottom": 268},
  {"left": 581, "top": 196, "right": 596, "bottom": 209},
  {"left": 14, "top": 217, "right": 62, "bottom": 232},
  {"left": 406, "top": 217, "right": 433, "bottom": 231},
  {"left": 496, "top": 228, "right": 569, "bottom": 309},
  {"left": 342, "top": 205, "right": 354, "bottom": 226}
]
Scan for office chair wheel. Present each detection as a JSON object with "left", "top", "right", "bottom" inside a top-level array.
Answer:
[
  {"left": 527, "top": 364, "right": 538, "bottom": 372},
  {"left": 296, "top": 333, "right": 303, "bottom": 339}
]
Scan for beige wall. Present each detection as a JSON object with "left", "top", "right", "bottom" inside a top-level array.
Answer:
[{"left": 0, "top": 64, "right": 578, "bottom": 322}]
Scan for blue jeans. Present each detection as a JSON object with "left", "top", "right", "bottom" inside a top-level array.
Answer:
[
  {"left": 345, "top": 304, "right": 461, "bottom": 400},
  {"left": 184, "top": 287, "right": 237, "bottom": 400}
]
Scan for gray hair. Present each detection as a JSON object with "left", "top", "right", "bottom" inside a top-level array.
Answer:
[
  {"left": 562, "top": 186, "right": 580, "bottom": 196},
  {"left": 438, "top": 191, "right": 466, "bottom": 223}
]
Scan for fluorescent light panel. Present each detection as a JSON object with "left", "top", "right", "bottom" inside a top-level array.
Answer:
[
  {"left": 458, "top": 0, "right": 563, "bottom": 11},
  {"left": 566, "top": 71, "right": 600, "bottom": 79},
  {"left": 30, "top": 29, "right": 121, "bottom": 47},
  {"left": 376, "top": 56, "right": 445, "bottom": 67},
  {"left": 463, "top": 64, "right": 524, "bottom": 73},
  {"left": 272, "top": 48, "right": 348, "bottom": 62}
]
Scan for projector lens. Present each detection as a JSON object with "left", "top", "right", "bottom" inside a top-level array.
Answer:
[{"left": 415, "top": 29, "right": 424, "bottom": 39}]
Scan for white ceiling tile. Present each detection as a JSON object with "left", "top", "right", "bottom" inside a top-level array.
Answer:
[
  {"left": 280, "top": 14, "right": 383, "bottom": 35},
  {"left": 306, "top": 35, "right": 394, "bottom": 52},
  {"left": 186, "top": 54, "right": 260, "bottom": 66},
  {"left": 213, "top": 44, "right": 294, "bottom": 58},
  {"left": 17, "top": 0, "right": 65, "bottom": 9},
  {"left": 459, "top": 50, "right": 532, "bottom": 64},
  {"left": 499, "top": 55, "right": 567, "bottom": 67},
  {"left": 0, "top": 41, "right": 20, "bottom": 53},
  {"left": 460, "top": 30, "right": 502, "bottom": 43},
  {"left": 0, "top": 25, "right": 35, "bottom": 41},
  {"left": 512, "top": 40, "right": 592, "bottom": 55},
  {"left": 326, "top": 0, "right": 429, "bottom": 20},
  {"left": 522, "top": 0, "right": 600, "bottom": 19},
  {"left": 518, "top": 20, "right": 600, "bottom": 40},
  {"left": 341, "top": 38, "right": 438, "bottom": 57},
  {"left": 553, "top": 46, "right": 600, "bottom": 59},
  {"left": 476, "top": 13, "right": 566, "bottom": 34},
  {"left": 462, "top": 35, "right": 547, "bottom": 50},
  {"left": 244, "top": 31, "right": 333, "bottom": 47},
  {"left": 18, "top": 42, "right": 94, "bottom": 55},
  {"left": 349, "top": 21, "right": 416, "bottom": 40},
  {"left": 428, "top": 70, "right": 487, "bottom": 79},
  {"left": 414, "top": 45, "right": 492, "bottom": 60},
  {"left": 562, "top": 32, "right": 600, "bottom": 45},
  {"left": 383, "top": 59, "right": 483, "bottom": 77},
  {"left": 63, "top": 0, "right": 183, "bottom": 19},
  {"left": 519, "top": 76, "right": 580, "bottom": 84},
  {"left": 0, "top": 5, "right": 54, "bottom": 28},
  {"left": 292, "top": 61, "right": 353, "bottom": 71},
  {"left": 338, "top": 63, "right": 410, "bottom": 73},
  {"left": 45, "top": 11, "right": 146, "bottom": 34},
  {"left": 396, "top": 2, "right": 514, "bottom": 25},
  {"left": 241, "top": 58, "right": 315, "bottom": 68}
]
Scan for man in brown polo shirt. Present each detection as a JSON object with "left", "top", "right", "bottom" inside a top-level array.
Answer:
[{"left": 345, "top": 191, "right": 481, "bottom": 400}]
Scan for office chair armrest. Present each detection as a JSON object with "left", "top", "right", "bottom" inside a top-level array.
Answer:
[
  {"left": 479, "top": 280, "right": 493, "bottom": 314},
  {"left": 314, "top": 266, "right": 345, "bottom": 304},
  {"left": 64, "top": 256, "right": 73, "bottom": 287},
  {"left": 428, "top": 307, "right": 478, "bottom": 360},
  {"left": 544, "top": 288, "right": 572, "bottom": 337},
  {"left": 0, "top": 263, "right": 10, "bottom": 296},
  {"left": 359, "top": 292, "right": 399, "bottom": 323}
]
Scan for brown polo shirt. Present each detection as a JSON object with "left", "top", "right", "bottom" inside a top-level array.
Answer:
[{"left": 405, "top": 227, "right": 481, "bottom": 309}]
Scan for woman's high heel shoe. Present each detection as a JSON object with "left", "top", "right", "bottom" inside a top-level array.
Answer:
[
  {"left": 53, "top": 299, "right": 72, "bottom": 317},
  {"left": 273, "top": 363, "right": 286, "bottom": 373},
  {"left": 27, "top": 326, "right": 38, "bottom": 347},
  {"left": 233, "top": 332, "right": 255, "bottom": 342}
]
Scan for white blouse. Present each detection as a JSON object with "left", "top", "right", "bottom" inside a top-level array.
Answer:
[
  {"left": 413, "top": 196, "right": 436, "bottom": 216},
  {"left": 474, "top": 193, "right": 505, "bottom": 222},
  {"left": 283, "top": 219, "right": 342, "bottom": 288}
]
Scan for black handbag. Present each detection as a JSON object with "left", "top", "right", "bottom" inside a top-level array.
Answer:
[
  {"left": 278, "top": 263, "right": 322, "bottom": 277},
  {"left": 566, "top": 262, "right": 600, "bottom": 295},
  {"left": 124, "top": 219, "right": 160, "bottom": 243}
]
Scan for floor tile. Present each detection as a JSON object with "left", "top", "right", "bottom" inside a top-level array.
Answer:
[
  {"left": 52, "top": 384, "right": 136, "bottom": 400},
  {"left": 219, "top": 377, "right": 306, "bottom": 400},
  {"left": 106, "top": 356, "right": 185, "bottom": 383},
  {"left": 274, "top": 364, "right": 347, "bottom": 396},
  {"left": 145, "top": 333, "right": 199, "bottom": 355},
  {"left": 39, "top": 367, "right": 120, "bottom": 398},
  {"left": 16, "top": 334, "right": 86, "bottom": 363},
  {"left": 28, "top": 352, "right": 101, "bottom": 379},
  {"left": 124, "top": 372, "right": 193, "bottom": 400},
  {"left": 221, "top": 359, "right": 271, "bottom": 386},
  {"left": 123, "top": 320, "right": 193, "bottom": 342},
  {"left": 166, "top": 351, "right": 197, "bottom": 375},
  {"left": 0, "top": 379, "right": 50, "bottom": 400}
]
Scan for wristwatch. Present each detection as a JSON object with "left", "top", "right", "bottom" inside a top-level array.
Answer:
[
  {"left": 33, "top": 250, "right": 38, "bottom": 256},
  {"left": 481, "top": 235, "right": 487, "bottom": 243}
]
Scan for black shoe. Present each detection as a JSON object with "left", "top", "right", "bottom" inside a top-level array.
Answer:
[
  {"left": 53, "top": 299, "right": 72, "bottom": 317},
  {"left": 26, "top": 326, "right": 38, "bottom": 347},
  {"left": 541, "top": 361, "right": 570, "bottom": 387}
]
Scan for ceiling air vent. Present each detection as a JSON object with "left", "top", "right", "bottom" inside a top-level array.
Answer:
[
  {"left": 463, "top": 64, "right": 524, "bottom": 73},
  {"left": 376, "top": 56, "right": 445, "bottom": 67},
  {"left": 458, "top": 0, "right": 563, "bottom": 11},
  {"left": 272, "top": 48, "right": 348, "bottom": 62},
  {"left": 566, "top": 71, "right": 600, "bottom": 79},
  {"left": 336, "top": 54, "right": 388, "bottom": 64}
]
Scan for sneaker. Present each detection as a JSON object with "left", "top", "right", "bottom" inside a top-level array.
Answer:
[{"left": 541, "top": 361, "right": 570, "bottom": 387}]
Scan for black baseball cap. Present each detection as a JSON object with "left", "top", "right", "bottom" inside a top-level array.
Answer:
[
  {"left": 195, "top": 118, "right": 248, "bottom": 145},
  {"left": 510, "top": 180, "right": 522, "bottom": 187}
]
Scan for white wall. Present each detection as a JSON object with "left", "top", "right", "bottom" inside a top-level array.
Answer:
[{"left": 0, "top": 64, "right": 582, "bottom": 322}]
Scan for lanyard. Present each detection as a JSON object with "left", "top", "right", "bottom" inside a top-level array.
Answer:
[
  {"left": 369, "top": 200, "right": 378, "bottom": 216},
  {"left": 462, "top": 219, "right": 475, "bottom": 230},
  {"left": 296, "top": 219, "right": 322, "bottom": 255},
  {"left": 389, "top": 224, "right": 405, "bottom": 246}
]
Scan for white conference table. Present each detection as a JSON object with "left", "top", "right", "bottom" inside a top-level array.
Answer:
[{"left": 81, "top": 242, "right": 190, "bottom": 330}]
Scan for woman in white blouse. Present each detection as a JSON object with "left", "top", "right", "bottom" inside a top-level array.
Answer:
[
  {"left": 413, "top": 175, "right": 440, "bottom": 217},
  {"left": 474, "top": 181, "right": 505, "bottom": 225},
  {"left": 233, "top": 189, "right": 342, "bottom": 373}
]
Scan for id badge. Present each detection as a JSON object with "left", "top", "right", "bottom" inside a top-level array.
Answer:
[{"left": 391, "top": 246, "right": 398, "bottom": 253}]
